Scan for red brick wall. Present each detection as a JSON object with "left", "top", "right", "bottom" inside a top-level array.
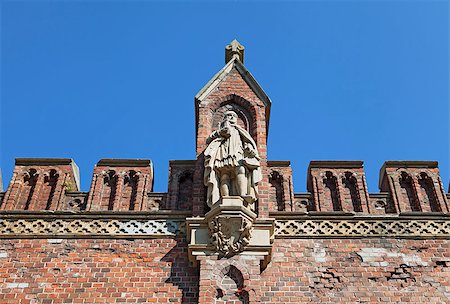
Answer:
[
  {"left": 1, "top": 237, "right": 449, "bottom": 303},
  {"left": 0, "top": 238, "right": 199, "bottom": 304},
  {"left": 261, "top": 239, "right": 450, "bottom": 303}
]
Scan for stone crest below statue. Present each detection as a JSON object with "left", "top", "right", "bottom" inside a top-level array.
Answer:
[
  {"left": 206, "top": 196, "right": 256, "bottom": 257},
  {"left": 204, "top": 111, "right": 262, "bottom": 209}
]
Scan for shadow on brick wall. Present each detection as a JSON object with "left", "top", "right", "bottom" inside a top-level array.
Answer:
[{"left": 162, "top": 237, "right": 200, "bottom": 303}]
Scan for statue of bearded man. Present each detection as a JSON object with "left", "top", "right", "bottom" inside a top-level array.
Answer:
[{"left": 204, "top": 111, "right": 262, "bottom": 207}]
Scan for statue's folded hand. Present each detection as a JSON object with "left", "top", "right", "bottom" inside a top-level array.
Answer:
[
  {"left": 243, "top": 143, "right": 257, "bottom": 157},
  {"left": 219, "top": 127, "right": 230, "bottom": 137}
]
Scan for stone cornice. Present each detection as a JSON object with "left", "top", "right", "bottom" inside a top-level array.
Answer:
[
  {"left": 15, "top": 158, "right": 75, "bottom": 166},
  {"left": 308, "top": 160, "right": 364, "bottom": 169},
  {"left": 169, "top": 160, "right": 196, "bottom": 166},
  {"left": 96, "top": 159, "right": 152, "bottom": 167},
  {"left": 267, "top": 161, "right": 291, "bottom": 167}
]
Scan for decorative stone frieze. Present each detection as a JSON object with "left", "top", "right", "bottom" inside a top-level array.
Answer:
[
  {"left": 0, "top": 212, "right": 187, "bottom": 238},
  {"left": 274, "top": 216, "right": 450, "bottom": 238}
]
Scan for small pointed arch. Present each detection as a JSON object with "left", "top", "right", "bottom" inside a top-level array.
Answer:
[
  {"left": 123, "top": 170, "right": 139, "bottom": 211},
  {"left": 43, "top": 168, "right": 60, "bottom": 210},
  {"left": 418, "top": 172, "right": 441, "bottom": 212},
  {"left": 269, "top": 170, "right": 285, "bottom": 211},
  {"left": 342, "top": 171, "right": 362, "bottom": 212},
  {"left": 22, "top": 168, "right": 39, "bottom": 210},
  {"left": 212, "top": 94, "right": 257, "bottom": 139},
  {"left": 323, "top": 171, "right": 342, "bottom": 211},
  {"left": 399, "top": 171, "right": 421, "bottom": 211},
  {"left": 177, "top": 170, "right": 194, "bottom": 210},
  {"left": 103, "top": 170, "right": 118, "bottom": 210}
]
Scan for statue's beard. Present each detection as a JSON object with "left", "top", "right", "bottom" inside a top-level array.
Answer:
[{"left": 221, "top": 120, "right": 235, "bottom": 128}]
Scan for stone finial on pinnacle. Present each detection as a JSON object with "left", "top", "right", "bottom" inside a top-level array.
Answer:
[{"left": 225, "top": 39, "right": 245, "bottom": 64}]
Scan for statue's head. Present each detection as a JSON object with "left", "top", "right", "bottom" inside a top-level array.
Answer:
[{"left": 223, "top": 111, "right": 238, "bottom": 124}]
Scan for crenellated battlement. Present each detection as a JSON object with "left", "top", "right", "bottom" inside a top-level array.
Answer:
[{"left": 1, "top": 158, "right": 448, "bottom": 215}]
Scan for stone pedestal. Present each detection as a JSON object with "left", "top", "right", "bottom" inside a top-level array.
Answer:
[{"left": 187, "top": 196, "right": 275, "bottom": 269}]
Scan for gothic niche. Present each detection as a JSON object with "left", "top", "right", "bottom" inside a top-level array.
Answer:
[
  {"left": 323, "top": 171, "right": 342, "bottom": 211},
  {"left": 23, "top": 168, "right": 39, "bottom": 210},
  {"left": 177, "top": 171, "right": 193, "bottom": 210},
  {"left": 399, "top": 171, "right": 421, "bottom": 212},
  {"left": 123, "top": 170, "right": 139, "bottom": 211},
  {"left": 418, "top": 172, "right": 441, "bottom": 212},
  {"left": 103, "top": 170, "right": 118, "bottom": 210},
  {"left": 43, "top": 169, "right": 59, "bottom": 210},
  {"left": 341, "top": 172, "right": 362, "bottom": 212},
  {"left": 212, "top": 103, "right": 254, "bottom": 139},
  {"left": 204, "top": 110, "right": 261, "bottom": 207},
  {"left": 269, "top": 171, "right": 285, "bottom": 211},
  {"left": 215, "top": 265, "right": 249, "bottom": 304}
]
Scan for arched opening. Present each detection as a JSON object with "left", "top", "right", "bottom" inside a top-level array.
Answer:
[
  {"left": 399, "top": 171, "right": 421, "bottom": 212},
  {"left": 177, "top": 171, "right": 194, "bottom": 210},
  {"left": 123, "top": 170, "right": 139, "bottom": 211},
  {"left": 103, "top": 170, "right": 118, "bottom": 210},
  {"left": 269, "top": 171, "right": 285, "bottom": 211},
  {"left": 342, "top": 172, "right": 362, "bottom": 212},
  {"left": 216, "top": 265, "right": 249, "bottom": 304},
  {"left": 23, "top": 168, "right": 39, "bottom": 210},
  {"left": 44, "top": 169, "right": 59, "bottom": 210},
  {"left": 418, "top": 172, "right": 441, "bottom": 212},
  {"left": 323, "top": 171, "right": 342, "bottom": 211}
]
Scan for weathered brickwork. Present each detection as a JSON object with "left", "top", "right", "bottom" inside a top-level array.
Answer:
[
  {"left": 0, "top": 238, "right": 448, "bottom": 303},
  {"left": 261, "top": 239, "right": 450, "bottom": 303},
  {"left": 0, "top": 238, "right": 199, "bottom": 304}
]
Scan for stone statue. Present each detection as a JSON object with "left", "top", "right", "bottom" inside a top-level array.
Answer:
[{"left": 204, "top": 111, "right": 262, "bottom": 207}]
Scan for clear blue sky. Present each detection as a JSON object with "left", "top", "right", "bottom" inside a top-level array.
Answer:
[{"left": 1, "top": 1, "right": 448, "bottom": 193}]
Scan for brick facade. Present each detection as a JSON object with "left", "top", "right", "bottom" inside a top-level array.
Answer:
[{"left": 0, "top": 41, "right": 448, "bottom": 303}]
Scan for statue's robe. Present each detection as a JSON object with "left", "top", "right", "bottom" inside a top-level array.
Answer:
[{"left": 204, "top": 124, "right": 262, "bottom": 207}]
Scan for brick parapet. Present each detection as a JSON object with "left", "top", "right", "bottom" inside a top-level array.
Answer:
[
  {"left": 307, "top": 161, "right": 370, "bottom": 213},
  {"left": 380, "top": 161, "right": 449, "bottom": 213},
  {"left": 1, "top": 158, "right": 449, "bottom": 216},
  {"left": 267, "top": 161, "right": 294, "bottom": 212},
  {"left": 2, "top": 159, "right": 80, "bottom": 211},
  {"left": 86, "top": 159, "right": 153, "bottom": 211},
  {"left": 167, "top": 160, "right": 195, "bottom": 211}
]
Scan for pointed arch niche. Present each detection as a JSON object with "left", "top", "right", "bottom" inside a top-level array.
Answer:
[
  {"left": 211, "top": 95, "right": 258, "bottom": 143},
  {"left": 215, "top": 265, "right": 249, "bottom": 304}
]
